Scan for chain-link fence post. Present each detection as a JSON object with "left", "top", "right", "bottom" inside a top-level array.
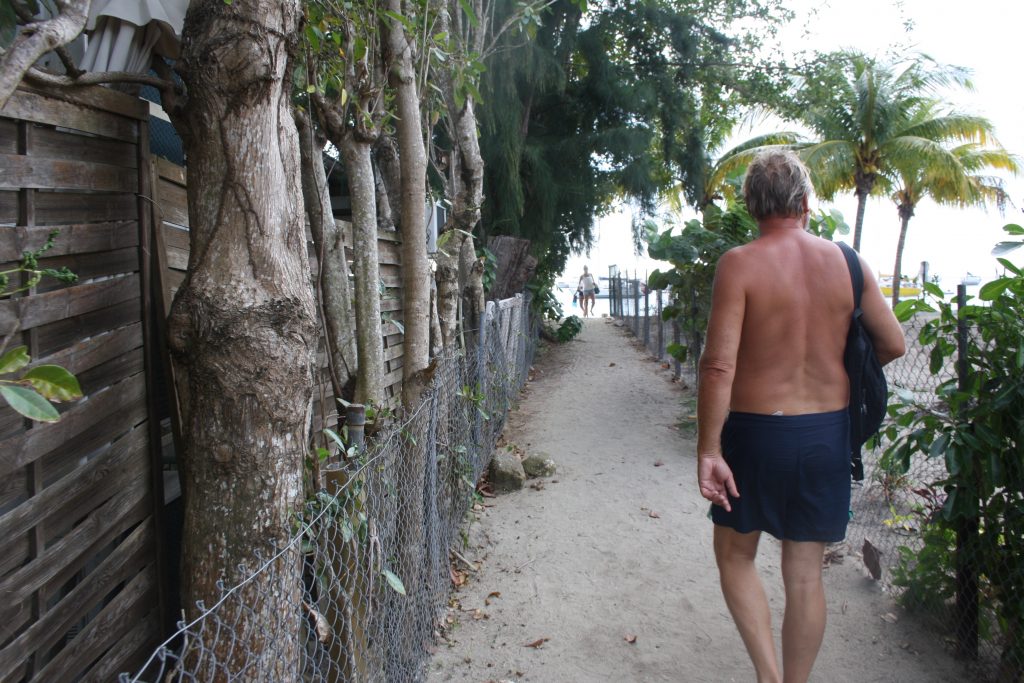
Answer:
[
  {"left": 656, "top": 289, "right": 664, "bottom": 360},
  {"left": 633, "top": 274, "right": 640, "bottom": 335},
  {"left": 643, "top": 273, "right": 650, "bottom": 349},
  {"left": 954, "top": 284, "right": 980, "bottom": 660},
  {"left": 672, "top": 319, "right": 681, "bottom": 379}
]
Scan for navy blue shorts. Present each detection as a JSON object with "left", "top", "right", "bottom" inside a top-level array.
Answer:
[{"left": 710, "top": 409, "right": 851, "bottom": 543}]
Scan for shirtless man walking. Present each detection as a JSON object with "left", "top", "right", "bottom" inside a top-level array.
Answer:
[{"left": 697, "top": 150, "right": 906, "bottom": 683}]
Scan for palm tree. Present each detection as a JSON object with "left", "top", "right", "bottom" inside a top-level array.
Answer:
[
  {"left": 795, "top": 52, "right": 988, "bottom": 251},
  {"left": 889, "top": 132, "right": 1020, "bottom": 306}
]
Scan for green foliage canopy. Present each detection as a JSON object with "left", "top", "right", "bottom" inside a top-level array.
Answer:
[{"left": 479, "top": 0, "right": 791, "bottom": 280}]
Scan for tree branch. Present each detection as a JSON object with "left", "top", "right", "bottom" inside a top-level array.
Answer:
[
  {"left": 22, "top": 63, "right": 174, "bottom": 91},
  {"left": 0, "top": 0, "right": 91, "bottom": 110},
  {"left": 10, "top": 0, "right": 84, "bottom": 78}
]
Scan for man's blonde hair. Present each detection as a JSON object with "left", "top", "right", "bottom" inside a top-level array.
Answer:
[{"left": 742, "top": 150, "right": 814, "bottom": 221}]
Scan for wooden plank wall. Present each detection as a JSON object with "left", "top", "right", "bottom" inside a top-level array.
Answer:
[
  {"left": 0, "top": 85, "right": 162, "bottom": 683},
  {"left": 151, "top": 162, "right": 407, "bottom": 415}
]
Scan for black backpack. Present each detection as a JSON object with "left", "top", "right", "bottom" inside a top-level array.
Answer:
[{"left": 838, "top": 242, "right": 888, "bottom": 481}]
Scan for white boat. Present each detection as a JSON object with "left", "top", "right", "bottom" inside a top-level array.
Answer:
[{"left": 961, "top": 273, "right": 982, "bottom": 286}]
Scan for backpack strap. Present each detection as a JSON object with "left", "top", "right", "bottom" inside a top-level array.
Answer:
[{"left": 838, "top": 242, "right": 864, "bottom": 312}]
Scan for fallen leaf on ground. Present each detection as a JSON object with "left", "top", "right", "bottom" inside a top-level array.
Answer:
[
  {"left": 653, "top": 460, "right": 665, "bottom": 467},
  {"left": 609, "top": 362, "right": 616, "bottom": 367},
  {"left": 661, "top": 363, "right": 671, "bottom": 369},
  {"left": 485, "top": 591, "right": 501, "bottom": 605},
  {"left": 523, "top": 637, "right": 550, "bottom": 648},
  {"left": 624, "top": 634, "right": 637, "bottom": 644},
  {"left": 472, "top": 609, "right": 487, "bottom": 620},
  {"left": 862, "top": 539, "right": 883, "bottom": 580},
  {"left": 881, "top": 612, "right": 899, "bottom": 624},
  {"left": 648, "top": 510, "right": 660, "bottom": 518}
]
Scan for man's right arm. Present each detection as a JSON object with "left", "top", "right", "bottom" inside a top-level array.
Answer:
[{"left": 857, "top": 254, "right": 907, "bottom": 365}]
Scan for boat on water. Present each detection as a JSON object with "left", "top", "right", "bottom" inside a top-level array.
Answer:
[
  {"left": 961, "top": 272, "right": 982, "bottom": 286},
  {"left": 879, "top": 275, "right": 922, "bottom": 297}
]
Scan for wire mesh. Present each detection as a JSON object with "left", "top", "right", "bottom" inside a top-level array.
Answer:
[
  {"left": 121, "top": 294, "right": 537, "bottom": 683},
  {"left": 610, "top": 276, "right": 696, "bottom": 384}
]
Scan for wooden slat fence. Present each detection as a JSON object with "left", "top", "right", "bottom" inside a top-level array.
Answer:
[
  {"left": 0, "top": 82, "right": 412, "bottom": 683},
  {"left": 0, "top": 84, "right": 163, "bottom": 682}
]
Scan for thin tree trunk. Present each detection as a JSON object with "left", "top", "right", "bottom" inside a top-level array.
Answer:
[
  {"left": 892, "top": 209, "right": 912, "bottom": 309},
  {"left": 435, "top": 244, "right": 460, "bottom": 349},
  {"left": 0, "top": 0, "right": 89, "bottom": 109},
  {"left": 386, "top": 0, "right": 431, "bottom": 408},
  {"left": 296, "top": 113, "right": 358, "bottom": 401},
  {"left": 168, "top": 0, "right": 315, "bottom": 678},
  {"left": 375, "top": 136, "right": 403, "bottom": 231},
  {"left": 340, "top": 135, "right": 387, "bottom": 407}
]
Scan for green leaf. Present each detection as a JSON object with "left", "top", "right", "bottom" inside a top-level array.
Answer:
[
  {"left": 458, "top": 0, "right": 479, "bottom": 27},
  {"left": 0, "top": 384, "right": 60, "bottom": 422},
  {"left": 0, "top": 346, "right": 30, "bottom": 375},
  {"left": 324, "top": 428, "right": 346, "bottom": 450},
  {"left": 1003, "top": 223, "right": 1024, "bottom": 236},
  {"left": 979, "top": 278, "right": 1011, "bottom": 301},
  {"left": 929, "top": 433, "right": 949, "bottom": 460},
  {"left": 996, "top": 257, "right": 1023, "bottom": 276},
  {"left": 922, "top": 281, "right": 945, "bottom": 299},
  {"left": 382, "top": 567, "right": 406, "bottom": 595},
  {"left": 22, "top": 365, "right": 82, "bottom": 401},
  {"left": 893, "top": 299, "right": 931, "bottom": 322},
  {"left": 665, "top": 342, "right": 687, "bottom": 363}
]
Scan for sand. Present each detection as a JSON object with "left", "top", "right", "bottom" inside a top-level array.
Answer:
[{"left": 427, "top": 317, "right": 964, "bottom": 683}]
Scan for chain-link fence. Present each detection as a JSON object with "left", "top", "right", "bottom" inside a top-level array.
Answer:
[
  {"left": 121, "top": 294, "right": 537, "bottom": 683},
  {"left": 608, "top": 274, "right": 696, "bottom": 384}
]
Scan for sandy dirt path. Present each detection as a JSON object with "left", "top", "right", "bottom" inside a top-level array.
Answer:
[{"left": 427, "top": 318, "right": 963, "bottom": 683}]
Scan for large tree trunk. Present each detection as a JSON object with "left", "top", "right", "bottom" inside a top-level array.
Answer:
[
  {"left": 386, "top": 0, "right": 431, "bottom": 408},
  {"left": 892, "top": 207, "right": 913, "bottom": 309},
  {"left": 167, "top": 0, "right": 316, "bottom": 678},
  {"left": 340, "top": 134, "right": 387, "bottom": 407},
  {"left": 487, "top": 235, "right": 537, "bottom": 300},
  {"left": 296, "top": 113, "right": 358, "bottom": 402}
]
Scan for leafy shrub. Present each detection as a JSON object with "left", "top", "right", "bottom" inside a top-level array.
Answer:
[
  {"left": 555, "top": 315, "right": 583, "bottom": 342},
  {"left": 884, "top": 226, "right": 1024, "bottom": 671}
]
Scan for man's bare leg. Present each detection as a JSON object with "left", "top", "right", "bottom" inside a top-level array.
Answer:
[
  {"left": 780, "top": 540, "right": 827, "bottom": 683},
  {"left": 714, "top": 525, "right": 781, "bottom": 683}
]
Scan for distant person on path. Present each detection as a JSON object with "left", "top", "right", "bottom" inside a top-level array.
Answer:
[
  {"left": 696, "top": 150, "right": 905, "bottom": 683},
  {"left": 578, "top": 266, "right": 597, "bottom": 317}
]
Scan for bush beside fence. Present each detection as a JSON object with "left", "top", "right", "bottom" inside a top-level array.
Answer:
[{"left": 122, "top": 294, "right": 538, "bottom": 683}]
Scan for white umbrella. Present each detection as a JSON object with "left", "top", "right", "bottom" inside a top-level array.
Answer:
[{"left": 80, "top": 0, "right": 187, "bottom": 73}]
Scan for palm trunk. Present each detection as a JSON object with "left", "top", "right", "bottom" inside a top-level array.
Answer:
[
  {"left": 853, "top": 188, "right": 868, "bottom": 252},
  {"left": 853, "top": 170, "right": 876, "bottom": 252},
  {"left": 169, "top": 0, "right": 315, "bottom": 677},
  {"left": 892, "top": 207, "right": 913, "bottom": 309}
]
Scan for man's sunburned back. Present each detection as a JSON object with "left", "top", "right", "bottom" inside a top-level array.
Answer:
[{"left": 725, "top": 228, "right": 852, "bottom": 416}]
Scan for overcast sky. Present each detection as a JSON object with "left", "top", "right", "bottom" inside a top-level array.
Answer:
[{"left": 563, "top": 0, "right": 1024, "bottom": 291}]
